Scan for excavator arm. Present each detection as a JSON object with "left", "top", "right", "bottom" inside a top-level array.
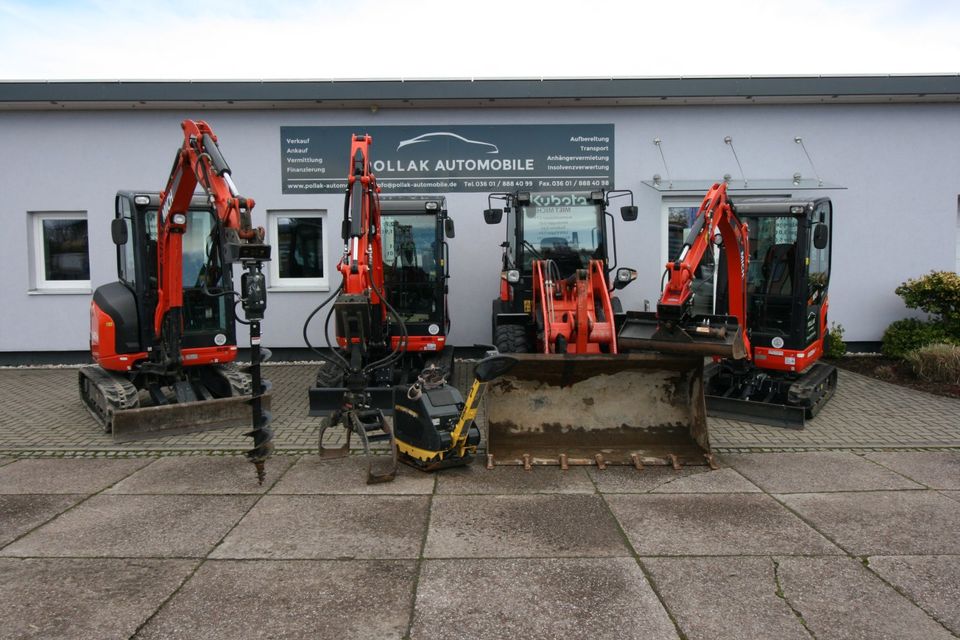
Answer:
[
  {"left": 154, "top": 119, "right": 273, "bottom": 481},
  {"left": 153, "top": 120, "right": 264, "bottom": 361},
  {"left": 620, "top": 181, "right": 751, "bottom": 359}
]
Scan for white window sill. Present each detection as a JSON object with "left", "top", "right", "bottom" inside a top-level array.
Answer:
[
  {"left": 28, "top": 288, "right": 92, "bottom": 295},
  {"left": 268, "top": 285, "right": 331, "bottom": 293}
]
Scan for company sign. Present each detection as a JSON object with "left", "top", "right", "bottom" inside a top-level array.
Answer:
[{"left": 281, "top": 124, "right": 614, "bottom": 194}]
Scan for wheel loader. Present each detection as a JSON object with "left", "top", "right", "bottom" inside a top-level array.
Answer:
[{"left": 482, "top": 191, "right": 715, "bottom": 469}]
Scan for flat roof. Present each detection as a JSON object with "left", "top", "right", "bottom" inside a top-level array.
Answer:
[{"left": 2, "top": 75, "right": 960, "bottom": 110}]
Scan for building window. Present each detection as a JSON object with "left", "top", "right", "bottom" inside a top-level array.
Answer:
[
  {"left": 661, "top": 200, "right": 716, "bottom": 315},
  {"left": 30, "top": 212, "right": 90, "bottom": 291},
  {"left": 267, "top": 210, "right": 328, "bottom": 290}
]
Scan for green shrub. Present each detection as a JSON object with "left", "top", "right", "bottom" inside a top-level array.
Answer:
[
  {"left": 904, "top": 343, "right": 960, "bottom": 384},
  {"left": 895, "top": 271, "right": 960, "bottom": 330},
  {"left": 882, "top": 318, "right": 959, "bottom": 359},
  {"left": 824, "top": 322, "right": 847, "bottom": 359}
]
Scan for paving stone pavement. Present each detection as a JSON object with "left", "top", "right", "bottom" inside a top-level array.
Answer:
[
  {"left": 0, "top": 364, "right": 958, "bottom": 457},
  {"left": 2, "top": 452, "right": 959, "bottom": 640}
]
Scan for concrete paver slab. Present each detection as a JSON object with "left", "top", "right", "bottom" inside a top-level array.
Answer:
[
  {"left": 642, "top": 557, "right": 810, "bottom": 640},
  {"left": 606, "top": 494, "right": 841, "bottom": 556},
  {"left": 778, "top": 491, "right": 960, "bottom": 555},
  {"left": 212, "top": 495, "right": 429, "bottom": 559},
  {"left": 589, "top": 467, "right": 761, "bottom": 494},
  {"left": 424, "top": 494, "right": 629, "bottom": 558},
  {"left": 776, "top": 556, "right": 954, "bottom": 639},
  {"left": 1, "top": 495, "right": 256, "bottom": 558},
  {"left": 0, "top": 457, "right": 14, "bottom": 466},
  {"left": 106, "top": 455, "right": 296, "bottom": 494},
  {"left": 0, "top": 458, "right": 151, "bottom": 494},
  {"left": 0, "top": 557, "right": 197, "bottom": 640},
  {"left": 436, "top": 464, "right": 594, "bottom": 494},
  {"left": 269, "top": 456, "right": 435, "bottom": 494},
  {"left": 942, "top": 491, "right": 960, "bottom": 504},
  {"left": 865, "top": 451, "right": 960, "bottom": 489},
  {"left": 722, "top": 452, "right": 923, "bottom": 493},
  {"left": 137, "top": 560, "right": 416, "bottom": 640},
  {"left": 411, "top": 558, "right": 679, "bottom": 640},
  {"left": 0, "top": 494, "right": 86, "bottom": 547},
  {"left": 867, "top": 555, "right": 960, "bottom": 634}
]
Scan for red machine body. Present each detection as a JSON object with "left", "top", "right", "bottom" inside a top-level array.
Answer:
[
  {"left": 91, "top": 119, "right": 262, "bottom": 373},
  {"left": 532, "top": 259, "right": 618, "bottom": 354}
]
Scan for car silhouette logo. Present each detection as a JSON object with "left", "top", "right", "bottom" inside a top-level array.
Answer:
[{"left": 397, "top": 132, "right": 499, "bottom": 154}]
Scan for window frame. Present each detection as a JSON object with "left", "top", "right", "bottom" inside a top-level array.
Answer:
[
  {"left": 267, "top": 209, "right": 329, "bottom": 291},
  {"left": 29, "top": 211, "right": 91, "bottom": 293}
]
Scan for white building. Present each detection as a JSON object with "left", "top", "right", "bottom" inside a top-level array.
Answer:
[{"left": 2, "top": 76, "right": 958, "bottom": 360}]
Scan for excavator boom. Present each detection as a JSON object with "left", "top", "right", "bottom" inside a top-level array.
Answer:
[{"left": 619, "top": 181, "right": 751, "bottom": 360}]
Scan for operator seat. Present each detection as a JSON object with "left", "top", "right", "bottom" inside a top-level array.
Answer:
[
  {"left": 762, "top": 244, "right": 795, "bottom": 296},
  {"left": 540, "top": 237, "right": 582, "bottom": 277}
]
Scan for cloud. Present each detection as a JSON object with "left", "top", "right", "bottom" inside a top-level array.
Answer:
[{"left": 0, "top": 0, "right": 958, "bottom": 79}]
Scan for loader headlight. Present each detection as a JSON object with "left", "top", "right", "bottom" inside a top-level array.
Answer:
[
  {"left": 506, "top": 269, "right": 520, "bottom": 283},
  {"left": 614, "top": 267, "right": 637, "bottom": 290},
  {"left": 172, "top": 213, "right": 187, "bottom": 225},
  {"left": 134, "top": 195, "right": 150, "bottom": 206}
]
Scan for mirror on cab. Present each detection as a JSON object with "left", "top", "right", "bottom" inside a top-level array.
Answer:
[
  {"left": 483, "top": 208, "right": 504, "bottom": 225},
  {"left": 111, "top": 218, "right": 128, "bottom": 245},
  {"left": 444, "top": 217, "right": 456, "bottom": 238},
  {"left": 613, "top": 267, "right": 637, "bottom": 290},
  {"left": 620, "top": 205, "right": 638, "bottom": 222},
  {"left": 813, "top": 223, "right": 829, "bottom": 250}
]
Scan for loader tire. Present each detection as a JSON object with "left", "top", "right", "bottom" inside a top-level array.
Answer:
[{"left": 495, "top": 324, "right": 529, "bottom": 353}]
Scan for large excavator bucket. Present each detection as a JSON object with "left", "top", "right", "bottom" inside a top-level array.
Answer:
[
  {"left": 618, "top": 311, "right": 747, "bottom": 360},
  {"left": 483, "top": 353, "right": 712, "bottom": 468}
]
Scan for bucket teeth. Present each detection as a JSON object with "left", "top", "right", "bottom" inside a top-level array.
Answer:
[{"left": 594, "top": 454, "right": 607, "bottom": 470}]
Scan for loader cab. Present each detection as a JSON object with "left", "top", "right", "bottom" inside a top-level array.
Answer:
[
  {"left": 484, "top": 190, "right": 638, "bottom": 348},
  {"left": 379, "top": 196, "right": 453, "bottom": 343},
  {"left": 722, "top": 198, "right": 832, "bottom": 354},
  {"left": 108, "top": 191, "right": 236, "bottom": 354}
]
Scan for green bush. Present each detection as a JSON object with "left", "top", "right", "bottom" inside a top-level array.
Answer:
[
  {"left": 895, "top": 271, "right": 960, "bottom": 330},
  {"left": 824, "top": 322, "right": 847, "bottom": 359},
  {"left": 904, "top": 343, "right": 960, "bottom": 384},
  {"left": 882, "top": 318, "right": 959, "bottom": 359}
]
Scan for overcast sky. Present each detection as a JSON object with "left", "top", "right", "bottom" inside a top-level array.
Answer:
[{"left": 1, "top": 0, "right": 958, "bottom": 80}]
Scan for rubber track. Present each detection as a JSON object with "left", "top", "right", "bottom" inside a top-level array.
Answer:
[
  {"left": 215, "top": 363, "right": 253, "bottom": 397},
  {"left": 78, "top": 365, "right": 140, "bottom": 433}
]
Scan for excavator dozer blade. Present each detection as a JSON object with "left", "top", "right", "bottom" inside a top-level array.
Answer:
[
  {"left": 484, "top": 353, "right": 711, "bottom": 468},
  {"left": 111, "top": 394, "right": 272, "bottom": 443},
  {"left": 618, "top": 311, "right": 747, "bottom": 360}
]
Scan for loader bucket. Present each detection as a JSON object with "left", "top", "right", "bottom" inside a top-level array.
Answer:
[
  {"left": 483, "top": 353, "right": 711, "bottom": 468},
  {"left": 111, "top": 393, "right": 272, "bottom": 442},
  {"left": 618, "top": 311, "right": 747, "bottom": 360}
]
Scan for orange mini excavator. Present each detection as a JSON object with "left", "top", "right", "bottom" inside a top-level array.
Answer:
[
  {"left": 621, "top": 181, "right": 837, "bottom": 428},
  {"left": 79, "top": 120, "right": 273, "bottom": 481}
]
